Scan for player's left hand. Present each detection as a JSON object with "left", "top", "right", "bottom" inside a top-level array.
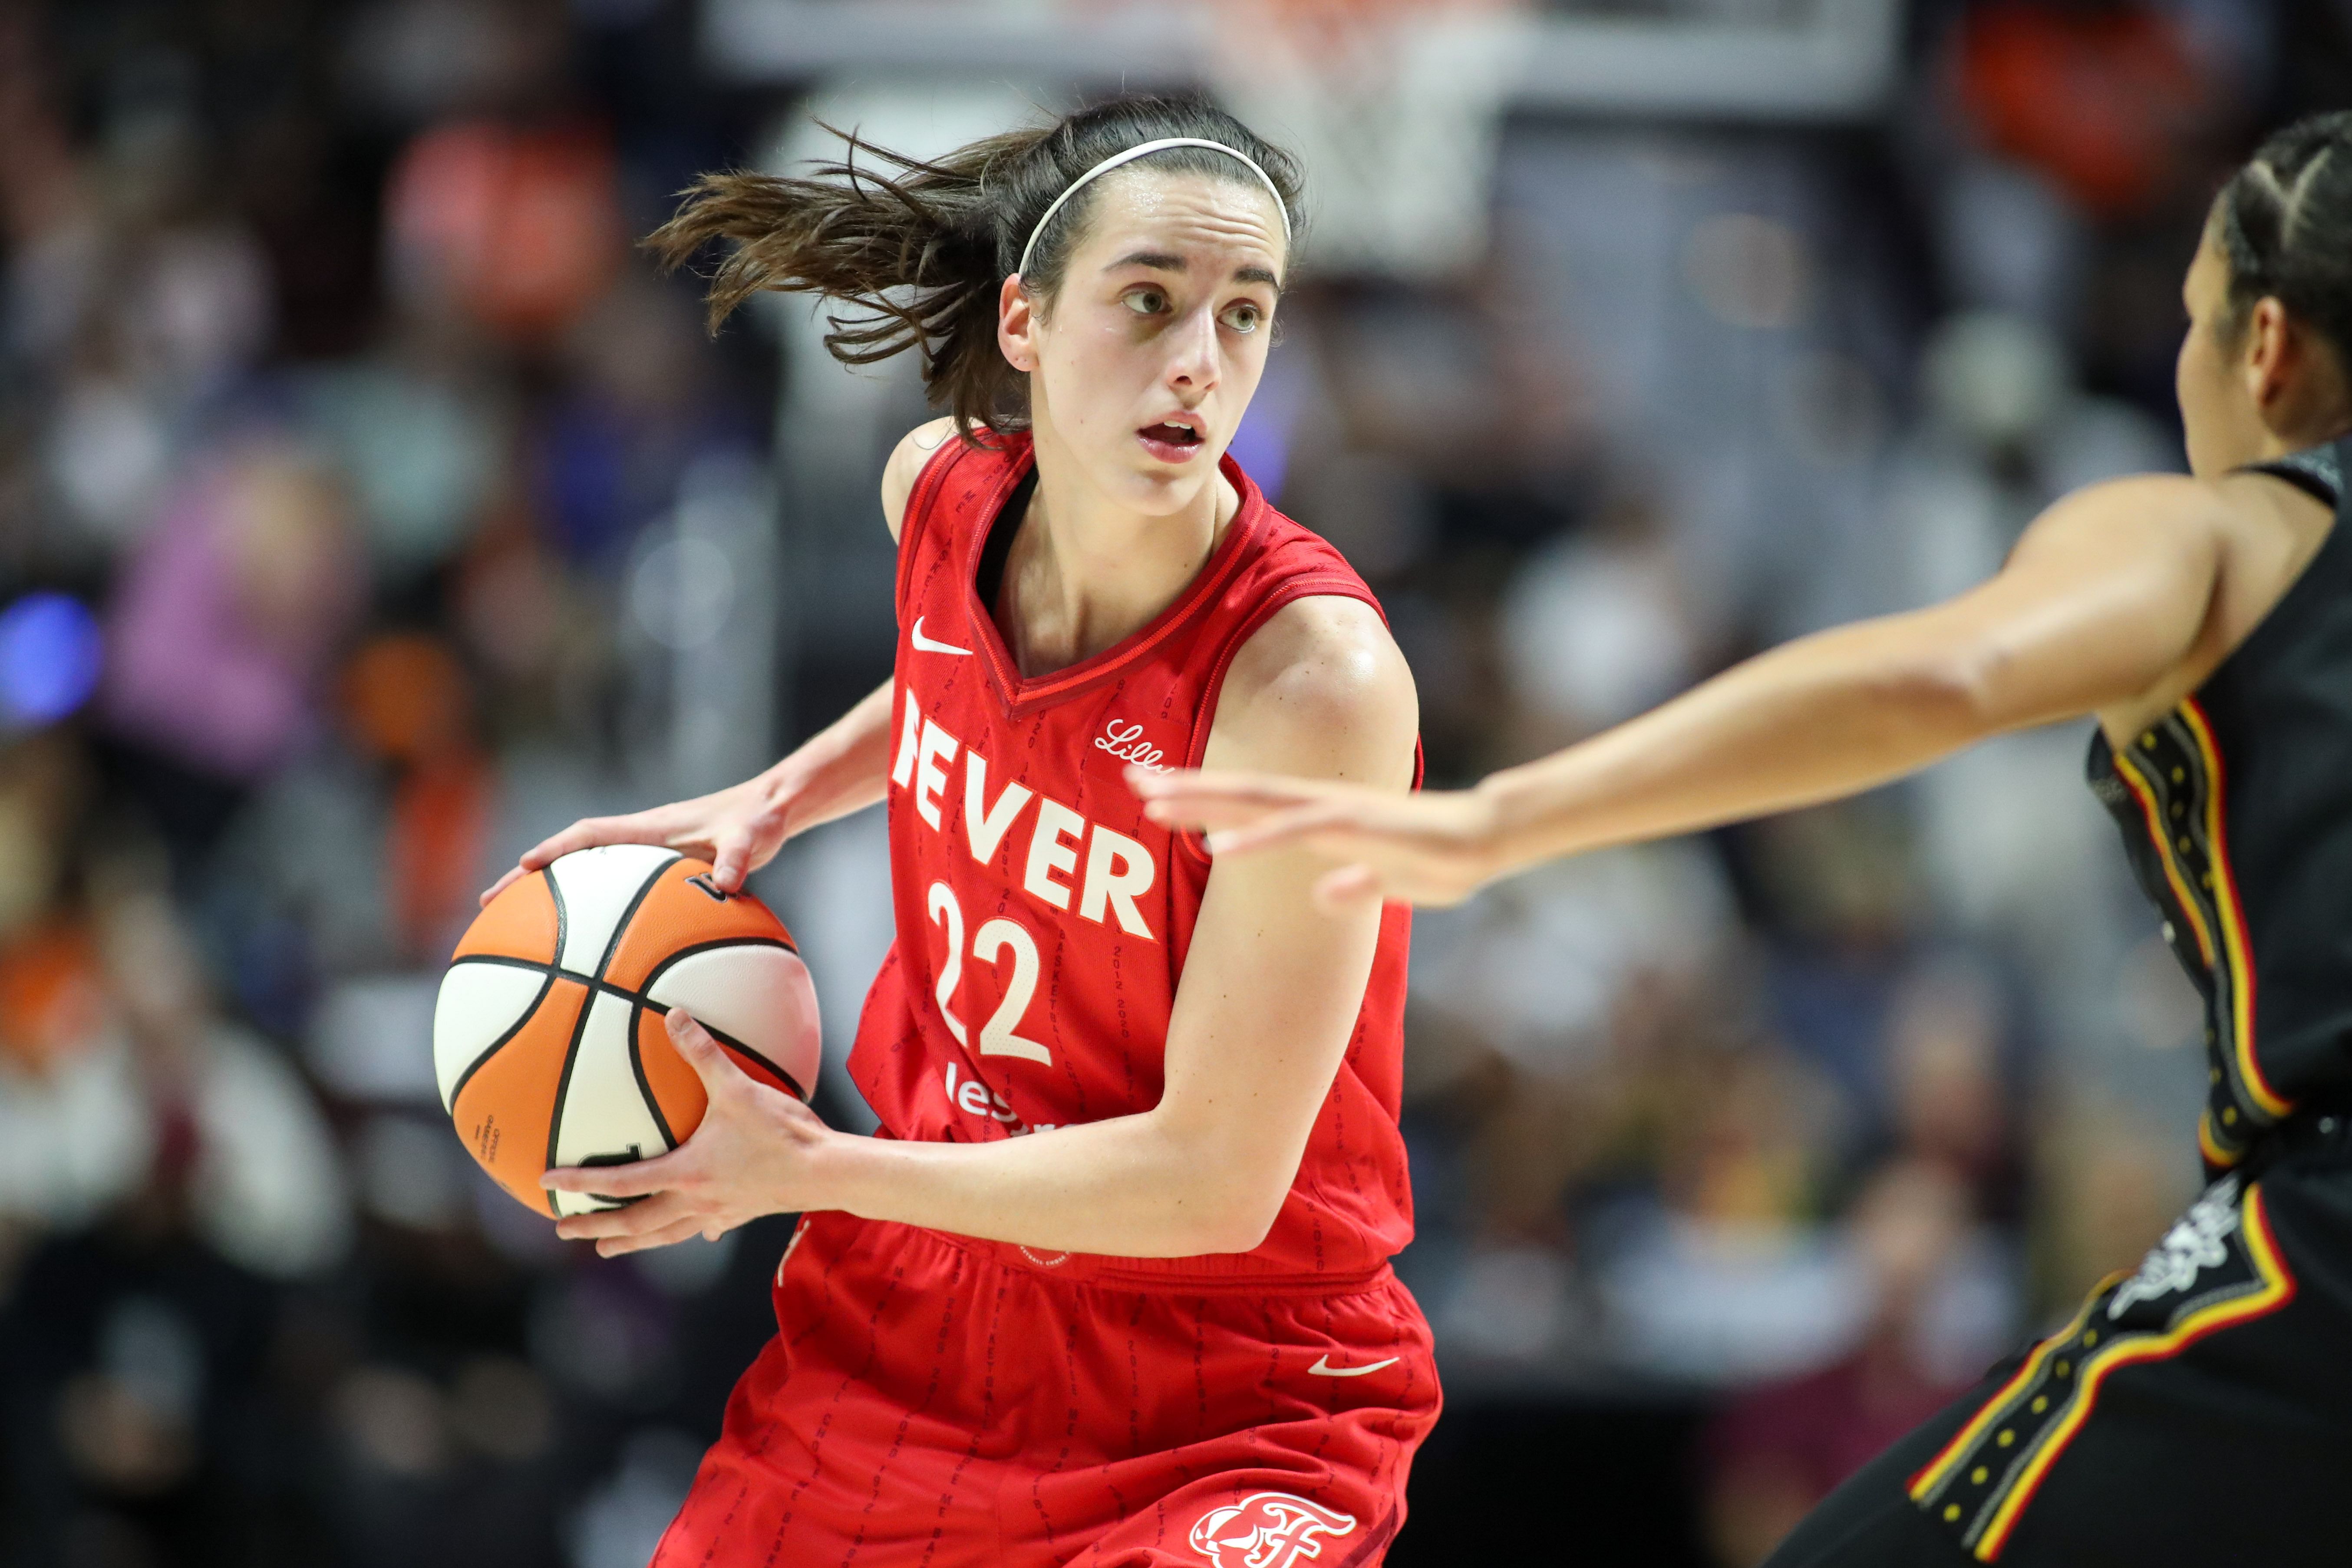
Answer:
[
  {"left": 1130, "top": 766, "right": 1507, "bottom": 910},
  {"left": 543, "top": 1007, "right": 830, "bottom": 1257}
]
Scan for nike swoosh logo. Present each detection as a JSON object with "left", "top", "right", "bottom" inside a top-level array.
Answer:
[
  {"left": 910, "top": 617, "right": 973, "bottom": 657},
  {"left": 1306, "top": 1354, "right": 1399, "bottom": 1378}
]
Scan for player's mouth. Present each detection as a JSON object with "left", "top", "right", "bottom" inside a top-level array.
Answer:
[{"left": 1135, "top": 417, "right": 1207, "bottom": 464}]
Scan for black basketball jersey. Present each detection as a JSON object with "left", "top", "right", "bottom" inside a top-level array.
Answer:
[{"left": 2088, "top": 436, "right": 2352, "bottom": 1174}]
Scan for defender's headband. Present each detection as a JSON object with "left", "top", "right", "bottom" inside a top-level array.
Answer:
[{"left": 1016, "top": 137, "right": 1291, "bottom": 281}]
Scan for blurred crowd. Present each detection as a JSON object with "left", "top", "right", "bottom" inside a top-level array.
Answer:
[
  {"left": 0, "top": 1, "right": 2344, "bottom": 1566},
  {"left": 0, "top": 3, "right": 782, "bottom": 1565}
]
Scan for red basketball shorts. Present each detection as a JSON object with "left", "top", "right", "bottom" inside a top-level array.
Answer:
[{"left": 651, "top": 1210, "right": 1441, "bottom": 1568}]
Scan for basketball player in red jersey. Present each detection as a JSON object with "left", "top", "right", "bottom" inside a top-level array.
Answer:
[{"left": 480, "top": 97, "right": 1435, "bottom": 1565}]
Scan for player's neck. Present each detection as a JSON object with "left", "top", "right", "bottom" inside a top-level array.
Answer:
[{"left": 994, "top": 441, "right": 1239, "bottom": 677}]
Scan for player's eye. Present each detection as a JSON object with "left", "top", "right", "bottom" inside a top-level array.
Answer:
[
  {"left": 1219, "top": 301, "right": 1265, "bottom": 335},
  {"left": 1122, "top": 287, "right": 1169, "bottom": 316}
]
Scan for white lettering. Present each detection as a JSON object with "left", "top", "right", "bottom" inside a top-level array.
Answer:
[
  {"left": 890, "top": 692, "right": 924, "bottom": 788},
  {"left": 1093, "top": 718, "right": 1171, "bottom": 772},
  {"left": 914, "top": 719, "right": 960, "bottom": 830},
  {"left": 963, "top": 751, "right": 1034, "bottom": 865},
  {"left": 957, "top": 1079, "right": 991, "bottom": 1116},
  {"left": 972, "top": 918, "right": 1050, "bottom": 1063},
  {"left": 1023, "top": 796, "right": 1085, "bottom": 910},
  {"left": 1079, "top": 825, "right": 1156, "bottom": 938}
]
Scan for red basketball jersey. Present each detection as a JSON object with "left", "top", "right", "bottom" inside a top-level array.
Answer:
[{"left": 849, "top": 432, "right": 1417, "bottom": 1289}]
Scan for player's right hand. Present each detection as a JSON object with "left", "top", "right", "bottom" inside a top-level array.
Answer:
[{"left": 480, "top": 776, "right": 790, "bottom": 907}]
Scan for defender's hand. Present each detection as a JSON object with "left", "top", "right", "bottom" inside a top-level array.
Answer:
[
  {"left": 543, "top": 1008, "right": 831, "bottom": 1256},
  {"left": 1131, "top": 767, "right": 1505, "bottom": 910},
  {"left": 480, "top": 776, "right": 789, "bottom": 906}
]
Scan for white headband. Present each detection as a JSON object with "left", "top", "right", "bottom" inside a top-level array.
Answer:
[{"left": 1015, "top": 137, "right": 1291, "bottom": 282}]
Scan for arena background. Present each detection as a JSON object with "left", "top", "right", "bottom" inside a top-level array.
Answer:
[{"left": 0, "top": 0, "right": 2342, "bottom": 1563}]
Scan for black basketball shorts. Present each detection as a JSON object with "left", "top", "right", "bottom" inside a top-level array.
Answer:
[{"left": 1762, "top": 1137, "right": 2352, "bottom": 1568}]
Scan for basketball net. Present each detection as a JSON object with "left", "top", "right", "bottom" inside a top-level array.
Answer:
[{"left": 1206, "top": 0, "right": 1529, "bottom": 281}]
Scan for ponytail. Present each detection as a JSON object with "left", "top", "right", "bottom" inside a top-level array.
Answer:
[{"left": 644, "top": 96, "right": 1303, "bottom": 438}]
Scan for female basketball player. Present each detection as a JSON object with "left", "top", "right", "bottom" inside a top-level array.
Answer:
[
  {"left": 1138, "top": 113, "right": 2352, "bottom": 1566},
  {"left": 483, "top": 98, "right": 1435, "bottom": 1565}
]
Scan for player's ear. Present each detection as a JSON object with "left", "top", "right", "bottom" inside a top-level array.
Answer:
[{"left": 999, "top": 274, "right": 1040, "bottom": 374}]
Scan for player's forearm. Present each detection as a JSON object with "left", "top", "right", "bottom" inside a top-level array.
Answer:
[
  {"left": 761, "top": 680, "right": 895, "bottom": 836},
  {"left": 805, "top": 1112, "right": 1282, "bottom": 1258},
  {"left": 1478, "top": 615, "right": 2000, "bottom": 872}
]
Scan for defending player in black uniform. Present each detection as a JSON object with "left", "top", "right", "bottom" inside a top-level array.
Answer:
[{"left": 1137, "top": 113, "right": 2352, "bottom": 1565}]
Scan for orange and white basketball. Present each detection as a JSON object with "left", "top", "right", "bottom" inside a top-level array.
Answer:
[{"left": 433, "top": 845, "right": 821, "bottom": 1218}]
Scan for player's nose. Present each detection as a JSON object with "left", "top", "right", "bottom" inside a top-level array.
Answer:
[{"left": 1164, "top": 307, "right": 1219, "bottom": 390}]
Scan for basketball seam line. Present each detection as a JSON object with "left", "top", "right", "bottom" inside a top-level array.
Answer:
[
  {"left": 636, "top": 939, "right": 811, "bottom": 1102},
  {"left": 452, "top": 940, "right": 818, "bottom": 1147},
  {"left": 629, "top": 991, "right": 678, "bottom": 1153},
  {"left": 443, "top": 966, "right": 554, "bottom": 1115},
  {"left": 445, "top": 939, "right": 810, "bottom": 1100},
  {"left": 444, "top": 868, "right": 569, "bottom": 1116},
  {"left": 604, "top": 855, "right": 686, "bottom": 1168},
  {"left": 447, "top": 961, "right": 810, "bottom": 1124},
  {"left": 545, "top": 853, "right": 676, "bottom": 1211}
]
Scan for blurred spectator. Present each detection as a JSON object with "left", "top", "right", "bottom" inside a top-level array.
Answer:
[
  {"left": 99, "top": 441, "right": 365, "bottom": 855},
  {"left": 1702, "top": 1161, "right": 1998, "bottom": 1568},
  {"left": 384, "top": 117, "right": 623, "bottom": 346},
  {"left": 1951, "top": 1, "right": 2218, "bottom": 221}
]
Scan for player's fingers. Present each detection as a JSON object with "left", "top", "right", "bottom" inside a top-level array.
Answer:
[
  {"left": 535, "top": 813, "right": 679, "bottom": 867},
  {"left": 1136, "top": 794, "right": 1287, "bottom": 832},
  {"left": 478, "top": 864, "right": 530, "bottom": 908},
  {"left": 1204, "top": 802, "right": 1362, "bottom": 859},
  {"left": 597, "top": 1213, "right": 712, "bottom": 1258},
  {"left": 666, "top": 1007, "right": 746, "bottom": 1095},
  {"left": 709, "top": 827, "right": 752, "bottom": 892},
  {"left": 1311, "top": 863, "right": 1387, "bottom": 914},
  {"left": 551, "top": 1189, "right": 689, "bottom": 1241},
  {"left": 543, "top": 1147, "right": 689, "bottom": 1200},
  {"left": 1127, "top": 767, "right": 1328, "bottom": 810}
]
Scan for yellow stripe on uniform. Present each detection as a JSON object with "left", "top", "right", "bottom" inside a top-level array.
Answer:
[
  {"left": 1971, "top": 1187, "right": 2296, "bottom": 1561},
  {"left": 2109, "top": 745, "right": 2217, "bottom": 966},
  {"left": 1905, "top": 1293, "right": 2106, "bottom": 1504},
  {"left": 2179, "top": 700, "right": 2293, "bottom": 1119},
  {"left": 2197, "top": 1109, "right": 2242, "bottom": 1171}
]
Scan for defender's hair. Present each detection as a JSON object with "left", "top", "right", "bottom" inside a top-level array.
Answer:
[
  {"left": 644, "top": 96, "right": 1303, "bottom": 438},
  {"left": 2213, "top": 112, "right": 2352, "bottom": 367}
]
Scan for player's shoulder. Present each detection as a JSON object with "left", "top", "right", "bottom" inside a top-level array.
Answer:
[
  {"left": 1214, "top": 596, "right": 1416, "bottom": 783},
  {"left": 880, "top": 417, "right": 963, "bottom": 542},
  {"left": 2014, "top": 472, "right": 2243, "bottom": 570}
]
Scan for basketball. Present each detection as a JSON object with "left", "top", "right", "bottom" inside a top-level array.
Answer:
[{"left": 433, "top": 844, "right": 821, "bottom": 1218}]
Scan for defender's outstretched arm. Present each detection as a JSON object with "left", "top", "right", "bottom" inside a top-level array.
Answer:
[{"left": 1134, "top": 474, "right": 2232, "bottom": 909}]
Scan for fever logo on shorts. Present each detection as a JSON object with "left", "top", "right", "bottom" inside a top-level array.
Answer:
[{"left": 1188, "top": 1492, "right": 1358, "bottom": 1568}]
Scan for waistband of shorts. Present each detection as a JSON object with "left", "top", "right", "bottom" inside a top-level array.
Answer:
[
  {"left": 927, "top": 1229, "right": 1396, "bottom": 1298},
  {"left": 2245, "top": 1101, "right": 2352, "bottom": 1175}
]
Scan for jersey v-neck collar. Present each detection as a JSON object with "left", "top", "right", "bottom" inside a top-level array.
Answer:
[{"left": 960, "top": 436, "right": 1269, "bottom": 717}]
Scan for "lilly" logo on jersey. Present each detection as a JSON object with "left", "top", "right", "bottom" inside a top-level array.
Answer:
[
  {"left": 1188, "top": 1492, "right": 1358, "bottom": 1568},
  {"left": 1095, "top": 718, "right": 1171, "bottom": 772}
]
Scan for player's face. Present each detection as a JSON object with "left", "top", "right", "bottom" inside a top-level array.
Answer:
[
  {"left": 1012, "top": 170, "right": 1286, "bottom": 516},
  {"left": 2176, "top": 226, "right": 2271, "bottom": 479}
]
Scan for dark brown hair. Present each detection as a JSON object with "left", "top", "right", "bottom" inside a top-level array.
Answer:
[
  {"left": 644, "top": 95, "right": 1303, "bottom": 437},
  {"left": 2213, "top": 112, "right": 2352, "bottom": 369}
]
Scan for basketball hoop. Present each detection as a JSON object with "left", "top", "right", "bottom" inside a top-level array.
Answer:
[{"left": 1206, "top": 0, "right": 1531, "bottom": 281}]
